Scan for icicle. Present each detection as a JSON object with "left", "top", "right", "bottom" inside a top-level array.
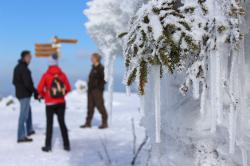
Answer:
[
  {"left": 215, "top": 52, "right": 223, "bottom": 125},
  {"left": 200, "top": 83, "right": 207, "bottom": 115},
  {"left": 200, "top": 58, "right": 207, "bottom": 116},
  {"left": 126, "top": 86, "right": 131, "bottom": 96},
  {"left": 229, "top": 105, "right": 237, "bottom": 154},
  {"left": 152, "top": 65, "right": 161, "bottom": 143},
  {"left": 192, "top": 79, "right": 200, "bottom": 100},
  {"left": 140, "top": 95, "right": 145, "bottom": 115},
  {"left": 228, "top": 55, "right": 238, "bottom": 154},
  {"left": 107, "top": 55, "right": 116, "bottom": 125},
  {"left": 210, "top": 53, "right": 217, "bottom": 134},
  {"left": 241, "top": 147, "right": 248, "bottom": 166},
  {"left": 238, "top": 24, "right": 247, "bottom": 158}
]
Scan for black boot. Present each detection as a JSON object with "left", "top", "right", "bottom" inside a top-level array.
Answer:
[
  {"left": 64, "top": 145, "right": 71, "bottom": 151},
  {"left": 42, "top": 146, "right": 52, "bottom": 152},
  {"left": 17, "top": 137, "right": 33, "bottom": 143},
  {"left": 28, "top": 131, "right": 36, "bottom": 137}
]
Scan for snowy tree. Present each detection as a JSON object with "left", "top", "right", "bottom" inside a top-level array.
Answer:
[
  {"left": 84, "top": 0, "right": 149, "bottom": 120},
  {"left": 85, "top": 0, "right": 250, "bottom": 165},
  {"left": 122, "top": 0, "right": 249, "bottom": 165}
]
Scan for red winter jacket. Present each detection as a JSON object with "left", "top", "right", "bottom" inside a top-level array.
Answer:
[{"left": 37, "top": 66, "right": 71, "bottom": 105}]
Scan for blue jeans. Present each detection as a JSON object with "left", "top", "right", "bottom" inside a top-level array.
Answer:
[{"left": 18, "top": 98, "right": 34, "bottom": 140}]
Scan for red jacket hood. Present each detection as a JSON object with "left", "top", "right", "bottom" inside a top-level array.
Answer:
[
  {"left": 47, "top": 66, "right": 63, "bottom": 75},
  {"left": 37, "top": 65, "right": 71, "bottom": 105}
]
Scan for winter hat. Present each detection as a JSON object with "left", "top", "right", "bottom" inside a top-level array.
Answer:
[{"left": 49, "top": 53, "right": 59, "bottom": 66}]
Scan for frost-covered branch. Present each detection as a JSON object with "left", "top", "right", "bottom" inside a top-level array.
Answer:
[{"left": 131, "top": 135, "right": 149, "bottom": 166}]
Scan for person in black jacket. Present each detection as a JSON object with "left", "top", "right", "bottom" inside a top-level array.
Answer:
[
  {"left": 13, "top": 50, "right": 37, "bottom": 143},
  {"left": 80, "top": 53, "right": 108, "bottom": 129}
]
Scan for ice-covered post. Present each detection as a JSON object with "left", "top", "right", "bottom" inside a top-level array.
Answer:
[
  {"left": 152, "top": 65, "right": 161, "bottom": 143},
  {"left": 106, "top": 55, "right": 116, "bottom": 125},
  {"left": 228, "top": 51, "right": 239, "bottom": 154},
  {"left": 241, "top": 146, "right": 248, "bottom": 166}
]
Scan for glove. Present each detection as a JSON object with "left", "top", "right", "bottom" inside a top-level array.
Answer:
[{"left": 34, "top": 90, "right": 39, "bottom": 100}]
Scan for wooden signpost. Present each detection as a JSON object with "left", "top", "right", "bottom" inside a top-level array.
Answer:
[{"left": 35, "top": 36, "right": 78, "bottom": 57}]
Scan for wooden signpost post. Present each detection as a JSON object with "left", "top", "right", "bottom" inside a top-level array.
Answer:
[{"left": 35, "top": 36, "right": 78, "bottom": 57}]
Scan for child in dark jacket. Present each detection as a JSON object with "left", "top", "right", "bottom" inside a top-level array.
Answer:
[{"left": 37, "top": 54, "right": 71, "bottom": 152}]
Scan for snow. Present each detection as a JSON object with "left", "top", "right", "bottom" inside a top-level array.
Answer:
[
  {"left": 0, "top": 91, "right": 146, "bottom": 166},
  {"left": 152, "top": 65, "right": 161, "bottom": 143},
  {"left": 148, "top": 13, "right": 162, "bottom": 41},
  {"left": 74, "top": 80, "right": 87, "bottom": 94},
  {"left": 83, "top": 0, "right": 250, "bottom": 165}
]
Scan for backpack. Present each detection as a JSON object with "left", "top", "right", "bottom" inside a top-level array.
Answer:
[{"left": 49, "top": 75, "right": 66, "bottom": 98}]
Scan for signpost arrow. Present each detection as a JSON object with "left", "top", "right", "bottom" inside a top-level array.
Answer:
[{"left": 34, "top": 36, "right": 78, "bottom": 57}]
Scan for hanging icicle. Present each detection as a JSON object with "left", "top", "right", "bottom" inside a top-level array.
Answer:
[
  {"left": 241, "top": 146, "right": 248, "bottom": 166},
  {"left": 228, "top": 54, "right": 239, "bottom": 154},
  {"left": 200, "top": 83, "right": 207, "bottom": 116},
  {"left": 126, "top": 85, "right": 131, "bottom": 96},
  {"left": 140, "top": 95, "right": 145, "bottom": 116},
  {"left": 152, "top": 65, "right": 161, "bottom": 143},
  {"left": 209, "top": 52, "right": 217, "bottom": 134},
  {"left": 215, "top": 51, "right": 223, "bottom": 125}
]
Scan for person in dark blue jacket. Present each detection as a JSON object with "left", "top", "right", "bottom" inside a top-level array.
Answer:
[{"left": 13, "top": 50, "right": 38, "bottom": 143}]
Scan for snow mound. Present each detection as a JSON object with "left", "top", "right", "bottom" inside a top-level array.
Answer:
[
  {"left": 0, "top": 96, "right": 18, "bottom": 110},
  {"left": 74, "top": 80, "right": 87, "bottom": 94}
]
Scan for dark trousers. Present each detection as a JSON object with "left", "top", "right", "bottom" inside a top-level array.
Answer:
[
  {"left": 45, "top": 103, "right": 70, "bottom": 148},
  {"left": 86, "top": 90, "right": 108, "bottom": 125}
]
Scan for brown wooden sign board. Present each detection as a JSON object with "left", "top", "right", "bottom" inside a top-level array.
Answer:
[
  {"left": 35, "top": 48, "right": 58, "bottom": 52},
  {"left": 35, "top": 44, "right": 53, "bottom": 48},
  {"left": 35, "top": 53, "right": 52, "bottom": 57},
  {"left": 55, "top": 39, "right": 78, "bottom": 44},
  {"left": 35, "top": 37, "right": 78, "bottom": 57}
]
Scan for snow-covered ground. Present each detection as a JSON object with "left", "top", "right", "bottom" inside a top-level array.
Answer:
[{"left": 0, "top": 91, "right": 146, "bottom": 166}]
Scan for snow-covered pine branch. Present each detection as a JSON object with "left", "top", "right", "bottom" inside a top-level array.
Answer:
[{"left": 123, "top": 0, "right": 205, "bottom": 95}]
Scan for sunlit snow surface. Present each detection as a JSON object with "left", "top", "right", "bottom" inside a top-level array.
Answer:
[{"left": 0, "top": 91, "right": 146, "bottom": 166}]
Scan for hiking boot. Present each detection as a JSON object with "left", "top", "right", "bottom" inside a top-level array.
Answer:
[
  {"left": 17, "top": 137, "right": 33, "bottom": 143},
  {"left": 80, "top": 124, "right": 91, "bottom": 128},
  {"left": 98, "top": 124, "right": 108, "bottom": 129},
  {"left": 42, "top": 146, "right": 52, "bottom": 152},
  {"left": 28, "top": 131, "right": 35, "bottom": 137}
]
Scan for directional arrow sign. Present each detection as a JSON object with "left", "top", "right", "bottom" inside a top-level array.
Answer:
[
  {"left": 35, "top": 53, "right": 52, "bottom": 57},
  {"left": 35, "top": 37, "right": 78, "bottom": 58},
  {"left": 35, "top": 44, "right": 53, "bottom": 48},
  {"left": 55, "top": 38, "right": 78, "bottom": 44},
  {"left": 35, "top": 47, "right": 58, "bottom": 53}
]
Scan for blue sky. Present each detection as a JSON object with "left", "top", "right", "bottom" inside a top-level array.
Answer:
[{"left": 0, "top": 0, "right": 125, "bottom": 96}]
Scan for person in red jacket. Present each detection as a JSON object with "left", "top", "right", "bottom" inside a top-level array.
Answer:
[{"left": 37, "top": 54, "right": 71, "bottom": 152}]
